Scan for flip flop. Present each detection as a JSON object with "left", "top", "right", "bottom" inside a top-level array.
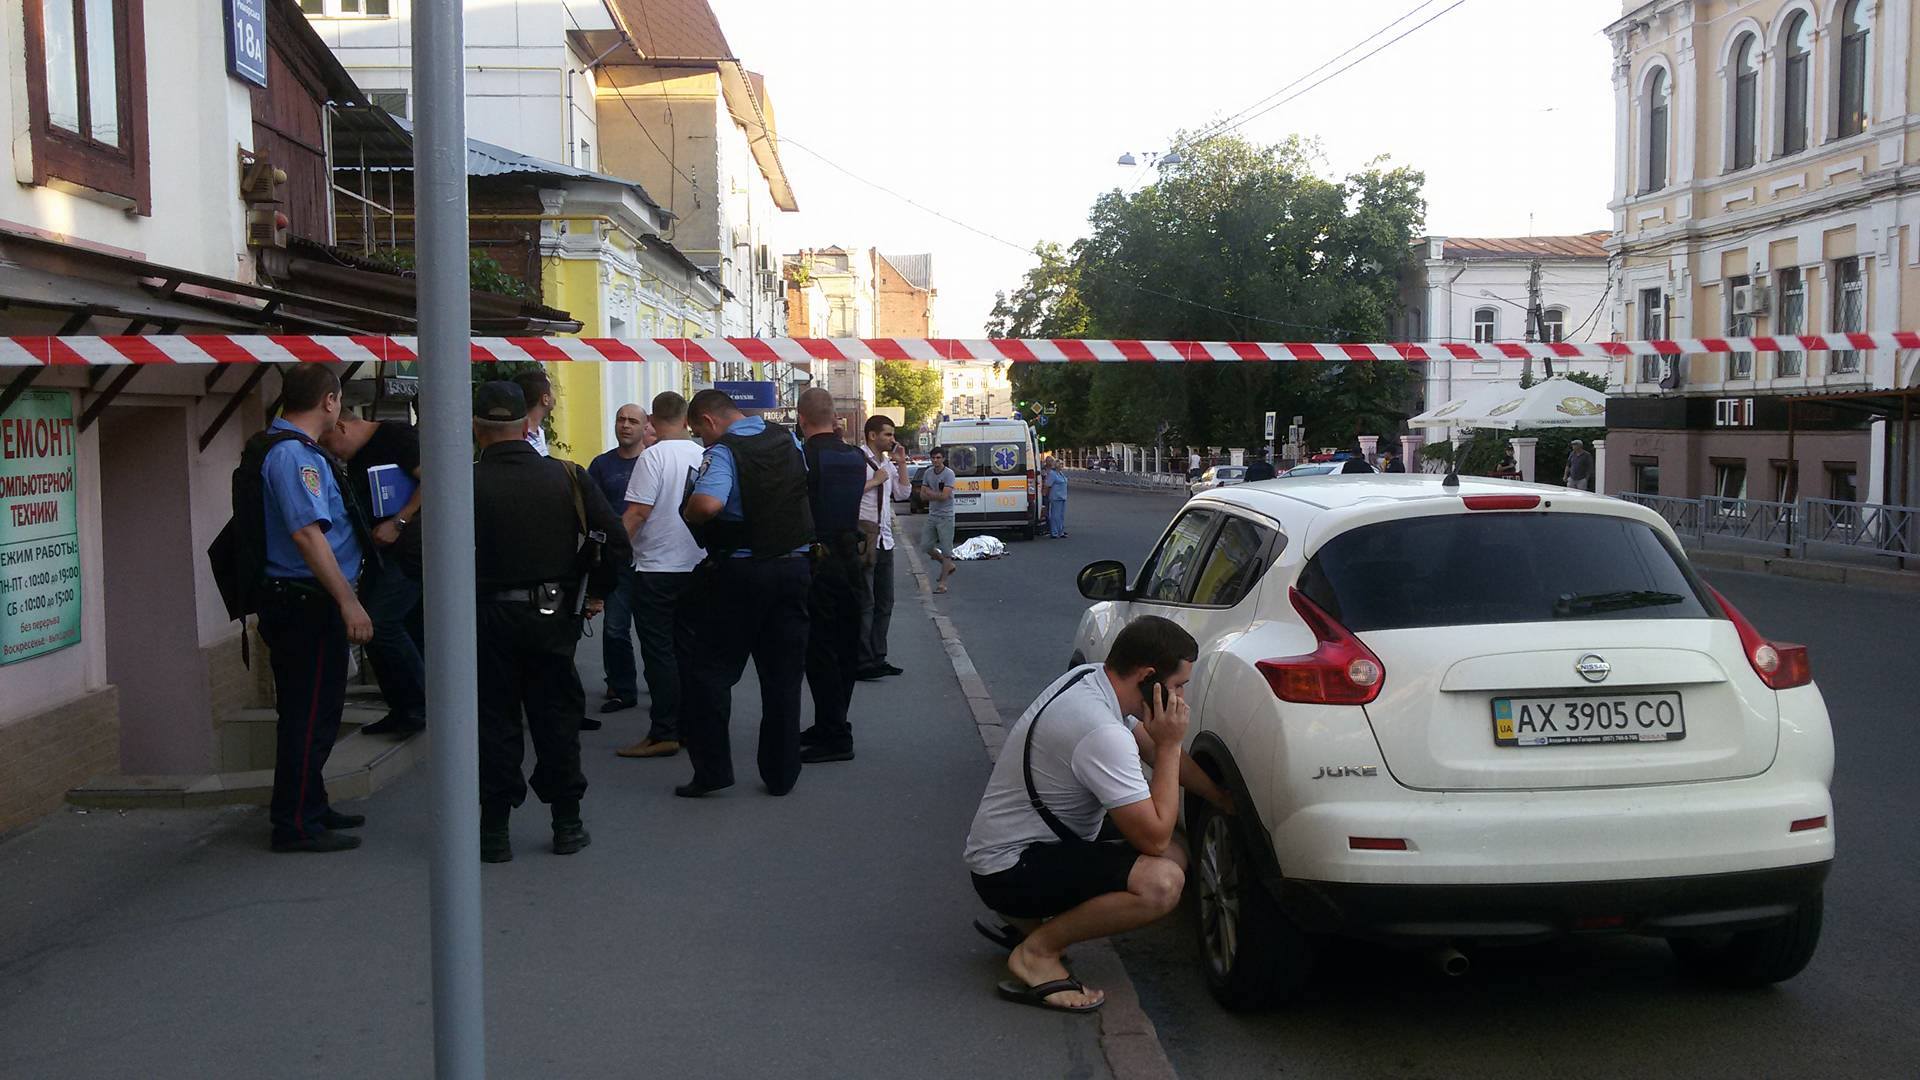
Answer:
[
  {"left": 996, "top": 977, "right": 1104, "bottom": 1014},
  {"left": 974, "top": 919, "right": 1024, "bottom": 951}
]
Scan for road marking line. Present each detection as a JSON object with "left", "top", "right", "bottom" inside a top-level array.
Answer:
[{"left": 898, "top": 533, "right": 1178, "bottom": 1080}]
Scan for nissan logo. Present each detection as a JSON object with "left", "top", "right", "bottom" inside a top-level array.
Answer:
[{"left": 1575, "top": 654, "right": 1612, "bottom": 683}]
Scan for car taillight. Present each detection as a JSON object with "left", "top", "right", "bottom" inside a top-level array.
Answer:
[
  {"left": 1709, "top": 586, "right": 1811, "bottom": 690},
  {"left": 1461, "top": 495, "right": 1541, "bottom": 510},
  {"left": 1257, "top": 589, "right": 1386, "bottom": 705}
]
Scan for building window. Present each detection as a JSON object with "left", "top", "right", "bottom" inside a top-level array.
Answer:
[
  {"left": 1638, "top": 288, "right": 1673, "bottom": 385},
  {"left": 1782, "top": 12, "right": 1812, "bottom": 155},
  {"left": 1837, "top": 0, "right": 1871, "bottom": 139},
  {"left": 304, "top": 1, "right": 392, "bottom": 14},
  {"left": 1831, "top": 257, "right": 1864, "bottom": 374},
  {"left": 1541, "top": 307, "right": 1566, "bottom": 343},
  {"left": 21, "top": 0, "right": 148, "bottom": 214},
  {"left": 368, "top": 89, "right": 408, "bottom": 118},
  {"left": 1644, "top": 67, "right": 1670, "bottom": 193},
  {"left": 1726, "top": 276, "right": 1754, "bottom": 380},
  {"left": 1776, "top": 266, "right": 1805, "bottom": 376},
  {"left": 1827, "top": 464, "right": 1858, "bottom": 503},
  {"left": 578, "top": 140, "right": 592, "bottom": 171},
  {"left": 1713, "top": 460, "right": 1749, "bottom": 502},
  {"left": 1731, "top": 33, "right": 1759, "bottom": 171},
  {"left": 1471, "top": 307, "right": 1497, "bottom": 343},
  {"left": 1631, "top": 457, "right": 1661, "bottom": 496},
  {"left": 1772, "top": 460, "right": 1799, "bottom": 503}
]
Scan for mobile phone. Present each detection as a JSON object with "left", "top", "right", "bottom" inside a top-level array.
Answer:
[{"left": 1139, "top": 671, "right": 1164, "bottom": 703}]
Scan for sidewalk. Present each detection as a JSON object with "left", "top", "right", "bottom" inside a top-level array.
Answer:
[{"left": 0, "top": 570, "right": 1110, "bottom": 1079}]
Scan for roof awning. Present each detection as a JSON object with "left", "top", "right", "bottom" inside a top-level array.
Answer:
[{"left": 1785, "top": 387, "right": 1920, "bottom": 419}]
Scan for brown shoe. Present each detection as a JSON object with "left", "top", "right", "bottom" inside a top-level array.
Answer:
[{"left": 617, "top": 738, "right": 681, "bottom": 759}]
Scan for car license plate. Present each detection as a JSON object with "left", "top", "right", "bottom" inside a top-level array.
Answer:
[
  {"left": 954, "top": 492, "right": 981, "bottom": 506},
  {"left": 1492, "top": 693, "right": 1685, "bottom": 747}
]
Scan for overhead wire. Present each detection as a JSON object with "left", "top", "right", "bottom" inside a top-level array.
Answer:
[{"left": 565, "top": 2, "right": 701, "bottom": 201}]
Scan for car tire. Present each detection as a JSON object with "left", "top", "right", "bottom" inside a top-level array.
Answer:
[
  {"left": 1669, "top": 891, "right": 1823, "bottom": 986},
  {"left": 1018, "top": 524, "right": 1036, "bottom": 541},
  {"left": 1190, "top": 797, "right": 1313, "bottom": 1010}
]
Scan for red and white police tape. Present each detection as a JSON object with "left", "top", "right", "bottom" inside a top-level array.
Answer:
[{"left": 3, "top": 333, "right": 1918, "bottom": 366}]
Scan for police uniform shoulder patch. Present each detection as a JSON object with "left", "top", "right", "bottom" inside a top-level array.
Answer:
[
  {"left": 300, "top": 464, "right": 322, "bottom": 496},
  {"left": 697, "top": 453, "right": 714, "bottom": 477}
]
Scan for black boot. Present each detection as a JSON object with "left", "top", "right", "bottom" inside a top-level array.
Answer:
[
  {"left": 480, "top": 801, "right": 512, "bottom": 864},
  {"left": 551, "top": 800, "right": 591, "bottom": 855}
]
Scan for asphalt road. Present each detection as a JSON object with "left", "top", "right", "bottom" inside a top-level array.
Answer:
[
  {"left": 0, "top": 567, "right": 1108, "bottom": 1079},
  {"left": 904, "top": 483, "right": 1920, "bottom": 1080}
]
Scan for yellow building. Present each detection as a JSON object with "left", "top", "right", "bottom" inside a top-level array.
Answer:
[{"left": 1605, "top": 0, "right": 1920, "bottom": 505}]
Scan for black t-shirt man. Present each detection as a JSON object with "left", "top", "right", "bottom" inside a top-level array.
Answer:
[{"left": 347, "top": 422, "right": 424, "bottom": 576}]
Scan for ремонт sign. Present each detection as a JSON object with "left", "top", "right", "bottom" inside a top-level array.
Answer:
[{"left": 1, "top": 390, "right": 81, "bottom": 665}]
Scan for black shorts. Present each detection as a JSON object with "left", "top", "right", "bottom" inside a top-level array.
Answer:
[{"left": 971, "top": 840, "right": 1141, "bottom": 919}]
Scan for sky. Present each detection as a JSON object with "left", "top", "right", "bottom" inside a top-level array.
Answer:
[{"left": 717, "top": 0, "right": 1624, "bottom": 339}]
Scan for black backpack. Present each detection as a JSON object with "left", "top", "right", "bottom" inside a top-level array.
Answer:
[{"left": 208, "top": 428, "right": 308, "bottom": 625}]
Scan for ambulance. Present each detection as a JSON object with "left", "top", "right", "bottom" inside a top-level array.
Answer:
[{"left": 933, "top": 417, "right": 1042, "bottom": 540}]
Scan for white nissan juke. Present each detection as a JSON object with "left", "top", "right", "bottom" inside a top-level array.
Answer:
[{"left": 1069, "top": 475, "right": 1835, "bottom": 1010}]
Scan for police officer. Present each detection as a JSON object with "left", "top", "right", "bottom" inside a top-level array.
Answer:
[
  {"left": 676, "top": 389, "right": 814, "bottom": 798},
  {"left": 257, "top": 363, "right": 374, "bottom": 853},
  {"left": 472, "top": 381, "right": 629, "bottom": 862},
  {"left": 795, "top": 387, "right": 871, "bottom": 764}
]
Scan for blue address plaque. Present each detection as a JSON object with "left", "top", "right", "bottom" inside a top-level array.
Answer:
[{"left": 225, "top": 0, "right": 269, "bottom": 89}]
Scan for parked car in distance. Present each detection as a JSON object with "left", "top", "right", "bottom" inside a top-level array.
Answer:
[
  {"left": 1069, "top": 475, "right": 1833, "bottom": 1010},
  {"left": 1190, "top": 465, "right": 1248, "bottom": 495},
  {"left": 1278, "top": 463, "right": 1339, "bottom": 478}
]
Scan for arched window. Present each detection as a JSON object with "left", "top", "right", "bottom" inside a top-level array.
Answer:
[
  {"left": 1541, "top": 307, "right": 1567, "bottom": 343},
  {"left": 1782, "top": 12, "right": 1812, "bottom": 154},
  {"left": 1731, "top": 34, "right": 1759, "bottom": 170},
  {"left": 1837, "top": 0, "right": 1871, "bottom": 138},
  {"left": 1645, "top": 67, "right": 1670, "bottom": 192},
  {"left": 1472, "top": 308, "right": 1497, "bottom": 343}
]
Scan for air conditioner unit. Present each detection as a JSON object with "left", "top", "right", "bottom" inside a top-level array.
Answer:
[{"left": 1731, "top": 283, "right": 1771, "bottom": 316}]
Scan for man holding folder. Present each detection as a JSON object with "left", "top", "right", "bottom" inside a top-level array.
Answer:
[{"left": 323, "top": 410, "right": 426, "bottom": 737}]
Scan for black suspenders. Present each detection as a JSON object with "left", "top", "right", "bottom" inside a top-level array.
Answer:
[{"left": 1021, "top": 667, "right": 1099, "bottom": 846}]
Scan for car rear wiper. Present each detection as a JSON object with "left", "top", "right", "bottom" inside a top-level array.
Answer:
[{"left": 1552, "top": 590, "right": 1686, "bottom": 617}]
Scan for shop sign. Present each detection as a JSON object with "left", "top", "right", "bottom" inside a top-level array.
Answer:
[{"left": 1, "top": 390, "right": 82, "bottom": 665}]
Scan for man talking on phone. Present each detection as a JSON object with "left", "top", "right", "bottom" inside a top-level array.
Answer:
[{"left": 963, "top": 616, "right": 1233, "bottom": 1014}]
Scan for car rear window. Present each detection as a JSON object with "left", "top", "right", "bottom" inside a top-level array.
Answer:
[
  {"left": 1298, "top": 512, "right": 1713, "bottom": 631},
  {"left": 944, "top": 442, "right": 1025, "bottom": 477}
]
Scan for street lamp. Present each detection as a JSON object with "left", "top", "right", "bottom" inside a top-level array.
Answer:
[{"left": 1116, "top": 150, "right": 1183, "bottom": 167}]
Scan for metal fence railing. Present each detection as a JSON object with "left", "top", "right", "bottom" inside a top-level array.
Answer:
[{"left": 1616, "top": 492, "right": 1916, "bottom": 568}]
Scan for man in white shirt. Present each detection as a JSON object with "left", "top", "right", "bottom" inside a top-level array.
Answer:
[
  {"left": 964, "top": 616, "right": 1232, "bottom": 1014},
  {"left": 856, "top": 415, "right": 910, "bottom": 680},
  {"left": 514, "top": 369, "right": 555, "bottom": 458},
  {"left": 614, "top": 391, "right": 707, "bottom": 759}
]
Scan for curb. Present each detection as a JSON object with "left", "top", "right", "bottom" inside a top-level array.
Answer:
[
  {"left": 1684, "top": 546, "right": 1920, "bottom": 592},
  {"left": 899, "top": 538, "right": 1179, "bottom": 1080}
]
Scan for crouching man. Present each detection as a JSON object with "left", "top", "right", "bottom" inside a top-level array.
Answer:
[{"left": 963, "top": 615, "right": 1233, "bottom": 1013}]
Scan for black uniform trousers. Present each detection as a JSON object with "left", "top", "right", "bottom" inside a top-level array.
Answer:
[
  {"left": 804, "top": 536, "right": 868, "bottom": 750},
  {"left": 257, "top": 586, "right": 350, "bottom": 843},
  {"left": 681, "top": 554, "right": 812, "bottom": 794},
  {"left": 476, "top": 600, "right": 589, "bottom": 809}
]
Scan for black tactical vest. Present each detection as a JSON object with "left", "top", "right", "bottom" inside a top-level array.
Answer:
[
  {"left": 804, "top": 433, "right": 868, "bottom": 538},
  {"left": 699, "top": 421, "right": 815, "bottom": 558}
]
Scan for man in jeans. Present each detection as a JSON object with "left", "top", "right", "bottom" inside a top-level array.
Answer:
[
  {"left": 321, "top": 407, "right": 425, "bottom": 738},
  {"left": 587, "top": 403, "right": 651, "bottom": 717},
  {"left": 919, "top": 448, "right": 958, "bottom": 594},
  {"left": 963, "top": 616, "right": 1232, "bottom": 1013},
  {"left": 616, "top": 392, "right": 707, "bottom": 759},
  {"left": 856, "top": 416, "right": 910, "bottom": 680}
]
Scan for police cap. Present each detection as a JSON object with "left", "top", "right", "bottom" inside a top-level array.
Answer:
[{"left": 474, "top": 380, "right": 528, "bottom": 421}]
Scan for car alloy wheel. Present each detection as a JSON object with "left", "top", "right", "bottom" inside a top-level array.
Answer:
[{"left": 1198, "top": 811, "right": 1243, "bottom": 977}]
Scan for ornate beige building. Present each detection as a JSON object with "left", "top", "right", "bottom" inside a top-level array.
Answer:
[{"left": 1605, "top": 0, "right": 1919, "bottom": 506}]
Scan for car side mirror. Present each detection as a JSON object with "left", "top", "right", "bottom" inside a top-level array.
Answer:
[{"left": 1077, "top": 560, "right": 1130, "bottom": 602}]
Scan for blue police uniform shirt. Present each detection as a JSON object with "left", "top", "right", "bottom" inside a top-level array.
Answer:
[
  {"left": 262, "top": 418, "right": 363, "bottom": 582},
  {"left": 694, "top": 415, "right": 808, "bottom": 557}
]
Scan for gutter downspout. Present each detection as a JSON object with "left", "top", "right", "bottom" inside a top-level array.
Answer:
[{"left": 1444, "top": 261, "right": 1467, "bottom": 446}]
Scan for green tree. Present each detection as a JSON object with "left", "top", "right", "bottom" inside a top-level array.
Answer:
[
  {"left": 990, "top": 134, "right": 1426, "bottom": 449},
  {"left": 875, "top": 363, "right": 942, "bottom": 432}
]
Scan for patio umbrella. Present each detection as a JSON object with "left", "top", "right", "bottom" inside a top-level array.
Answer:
[{"left": 1407, "top": 374, "right": 1608, "bottom": 430}]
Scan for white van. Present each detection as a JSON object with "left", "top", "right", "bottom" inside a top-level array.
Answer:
[{"left": 933, "top": 417, "right": 1042, "bottom": 540}]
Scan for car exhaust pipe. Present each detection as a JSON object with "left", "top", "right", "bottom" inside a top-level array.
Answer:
[{"left": 1430, "top": 945, "right": 1470, "bottom": 977}]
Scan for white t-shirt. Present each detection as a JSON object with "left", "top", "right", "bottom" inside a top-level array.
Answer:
[
  {"left": 624, "top": 436, "right": 707, "bottom": 572},
  {"left": 963, "top": 665, "right": 1149, "bottom": 876},
  {"left": 860, "top": 450, "right": 905, "bottom": 550}
]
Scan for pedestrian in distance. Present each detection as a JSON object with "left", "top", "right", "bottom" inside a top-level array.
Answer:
[
  {"left": 471, "top": 381, "right": 630, "bottom": 863},
  {"left": 588, "top": 403, "right": 649, "bottom": 717},
  {"left": 796, "top": 387, "right": 872, "bottom": 764},
  {"left": 1242, "top": 449, "right": 1277, "bottom": 483},
  {"left": 319, "top": 406, "right": 426, "bottom": 738},
  {"left": 615, "top": 392, "right": 707, "bottom": 760},
  {"left": 1042, "top": 454, "right": 1069, "bottom": 538},
  {"left": 1382, "top": 449, "right": 1406, "bottom": 474},
  {"left": 514, "top": 369, "right": 555, "bottom": 458},
  {"left": 1187, "top": 449, "right": 1202, "bottom": 482},
  {"left": 920, "top": 448, "right": 958, "bottom": 592},
  {"left": 856, "top": 415, "right": 911, "bottom": 681},
  {"left": 675, "top": 389, "right": 815, "bottom": 798},
  {"left": 250, "top": 363, "right": 374, "bottom": 853},
  {"left": 1565, "top": 439, "right": 1595, "bottom": 491},
  {"left": 964, "top": 616, "right": 1235, "bottom": 1013}
]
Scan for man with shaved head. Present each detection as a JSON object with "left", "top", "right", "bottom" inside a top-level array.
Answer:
[
  {"left": 587, "top": 403, "right": 651, "bottom": 716},
  {"left": 797, "top": 387, "right": 872, "bottom": 762}
]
